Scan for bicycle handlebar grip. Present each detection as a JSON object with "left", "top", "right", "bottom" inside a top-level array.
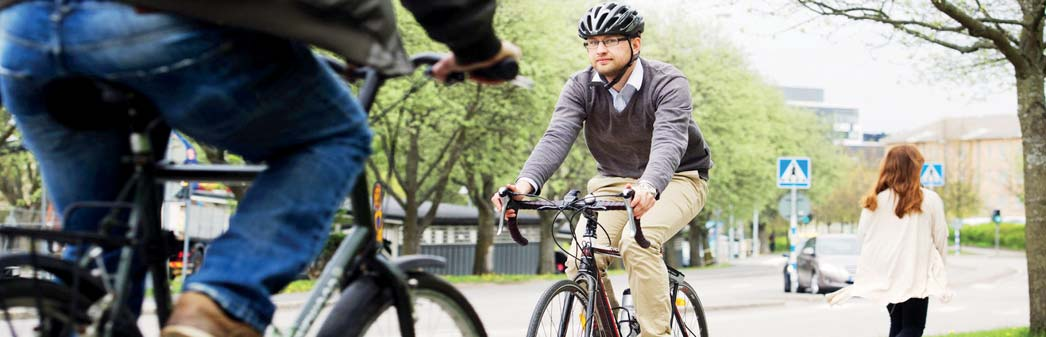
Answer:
[
  {"left": 412, "top": 52, "right": 519, "bottom": 85},
  {"left": 469, "top": 58, "right": 520, "bottom": 81},
  {"left": 506, "top": 215, "right": 529, "bottom": 246},
  {"left": 632, "top": 217, "right": 651, "bottom": 249},
  {"left": 444, "top": 58, "right": 519, "bottom": 85},
  {"left": 495, "top": 187, "right": 528, "bottom": 246}
]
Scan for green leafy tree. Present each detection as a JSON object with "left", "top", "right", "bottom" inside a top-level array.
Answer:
[
  {"left": 453, "top": 0, "right": 586, "bottom": 274},
  {"left": 0, "top": 108, "right": 42, "bottom": 212}
]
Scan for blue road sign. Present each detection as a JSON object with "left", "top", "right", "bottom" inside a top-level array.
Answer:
[
  {"left": 777, "top": 157, "right": 811, "bottom": 189},
  {"left": 920, "top": 163, "right": 945, "bottom": 187}
]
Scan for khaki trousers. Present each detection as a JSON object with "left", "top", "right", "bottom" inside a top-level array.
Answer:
[{"left": 565, "top": 171, "right": 708, "bottom": 337}]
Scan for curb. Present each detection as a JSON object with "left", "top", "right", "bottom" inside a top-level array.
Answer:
[{"left": 703, "top": 300, "right": 785, "bottom": 311}]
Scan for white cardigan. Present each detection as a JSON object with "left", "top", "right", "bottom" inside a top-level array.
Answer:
[{"left": 827, "top": 188, "right": 952, "bottom": 305}]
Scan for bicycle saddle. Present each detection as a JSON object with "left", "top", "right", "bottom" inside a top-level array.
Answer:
[{"left": 41, "top": 77, "right": 159, "bottom": 132}]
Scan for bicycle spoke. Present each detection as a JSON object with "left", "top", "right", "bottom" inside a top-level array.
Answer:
[{"left": 356, "top": 289, "right": 477, "bottom": 337}]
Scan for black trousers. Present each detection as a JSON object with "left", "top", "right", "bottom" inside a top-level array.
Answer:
[{"left": 887, "top": 297, "right": 929, "bottom": 337}]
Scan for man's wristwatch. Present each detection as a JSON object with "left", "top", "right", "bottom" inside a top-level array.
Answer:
[{"left": 634, "top": 180, "right": 658, "bottom": 199}]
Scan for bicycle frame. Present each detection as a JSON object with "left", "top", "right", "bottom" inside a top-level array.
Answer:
[
  {"left": 569, "top": 209, "right": 693, "bottom": 337},
  {"left": 573, "top": 209, "right": 623, "bottom": 337}
]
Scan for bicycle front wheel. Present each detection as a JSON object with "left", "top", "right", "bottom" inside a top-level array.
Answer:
[
  {"left": 316, "top": 271, "right": 485, "bottom": 337},
  {"left": 0, "top": 278, "right": 90, "bottom": 337},
  {"left": 525, "top": 279, "right": 594, "bottom": 337},
  {"left": 670, "top": 280, "right": 708, "bottom": 337}
]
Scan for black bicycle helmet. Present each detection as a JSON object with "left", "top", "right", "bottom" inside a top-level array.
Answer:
[{"left": 577, "top": 2, "right": 645, "bottom": 39}]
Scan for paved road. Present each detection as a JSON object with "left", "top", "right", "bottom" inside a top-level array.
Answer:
[
  {"left": 122, "top": 246, "right": 1027, "bottom": 337},
  {"left": 454, "top": 248, "right": 1028, "bottom": 336}
]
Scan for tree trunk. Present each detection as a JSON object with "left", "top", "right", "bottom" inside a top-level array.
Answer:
[
  {"left": 663, "top": 236, "right": 680, "bottom": 268},
  {"left": 472, "top": 204, "right": 494, "bottom": 274},
  {"left": 1016, "top": 72, "right": 1046, "bottom": 335},
  {"left": 402, "top": 197, "right": 421, "bottom": 255},
  {"left": 688, "top": 218, "right": 706, "bottom": 267},
  {"left": 537, "top": 210, "right": 558, "bottom": 274},
  {"left": 470, "top": 174, "right": 496, "bottom": 275}
]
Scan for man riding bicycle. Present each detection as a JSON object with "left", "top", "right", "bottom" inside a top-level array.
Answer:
[
  {"left": 491, "top": 3, "right": 711, "bottom": 336},
  {"left": 0, "top": 1, "right": 519, "bottom": 337}
]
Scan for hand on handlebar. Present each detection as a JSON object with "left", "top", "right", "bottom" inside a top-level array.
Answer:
[
  {"left": 625, "top": 183, "right": 656, "bottom": 218},
  {"left": 431, "top": 40, "right": 522, "bottom": 84},
  {"left": 490, "top": 182, "right": 532, "bottom": 220}
]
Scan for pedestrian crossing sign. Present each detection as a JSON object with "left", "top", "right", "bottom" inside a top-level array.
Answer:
[
  {"left": 777, "top": 157, "right": 811, "bottom": 189},
  {"left": 920, "top": 163, "right": 945, "bottom": 187}
]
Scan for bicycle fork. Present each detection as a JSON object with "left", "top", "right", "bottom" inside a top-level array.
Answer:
[{"left": 576, "top": 241, "right": 622, "bottom": 337}]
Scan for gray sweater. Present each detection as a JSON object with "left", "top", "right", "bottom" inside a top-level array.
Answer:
[{"left": 518, "top": 59, "right": 712, "bottom": 194}]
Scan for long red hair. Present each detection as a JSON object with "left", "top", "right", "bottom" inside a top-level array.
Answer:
[{"left": 862, "top": 144, "right": 925, "bottom": 217}]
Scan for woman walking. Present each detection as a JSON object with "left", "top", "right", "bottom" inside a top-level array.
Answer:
[{"left": 828, "top": 144, "right": 952, "bottom": 337}]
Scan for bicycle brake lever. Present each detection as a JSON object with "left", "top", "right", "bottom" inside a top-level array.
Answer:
[
  {"left": 623, "top": 188, "right": 637, "bottom": 234},
  {"left": 622, "top": 188, "right": 651, "bottom": 249},
  {"left": 496, "top": 187, "right": 511, "bottom": 236}
]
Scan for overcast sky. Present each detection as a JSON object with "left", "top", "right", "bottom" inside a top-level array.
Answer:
[{"left": 635, "top": 1, "right": 1018, "bottom": 134}]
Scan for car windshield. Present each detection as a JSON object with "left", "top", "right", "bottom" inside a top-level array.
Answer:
[{"left": 817, "top": 237, "right": 859, "bottom": 255}]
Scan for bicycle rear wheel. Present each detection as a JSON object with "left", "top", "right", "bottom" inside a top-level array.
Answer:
[
  {"left": 525, "top": 279, "right": 596, "bottom": 337},
  {"left": 315, "top": 271, "right": 485, "bottom": 337},
  {"left": 670, "top": 280, "right": 708, "bottom": 337},
  {"left": 0, "top": 278, "right": 91, "bottom": 337}
]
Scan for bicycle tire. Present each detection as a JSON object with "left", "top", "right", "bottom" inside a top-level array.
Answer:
[
  {"left": 670, "top": 280, "right": 708, "bottom": 337},
  {"left": 315, "top": 271, "right": 486, "bottom": 337},
  {"left": 525, "top": 279, "right": 598, "bottom": 337},
  {"left": 0, "top": 278, "right": 91, "bottom": 337},
  {"left": 0, "top": 278, "right": 142, "bottom": 337}
]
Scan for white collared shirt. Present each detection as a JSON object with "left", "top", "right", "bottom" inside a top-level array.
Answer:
[{"left": 592, "top": 59, "right": 644, "bottom": 112}]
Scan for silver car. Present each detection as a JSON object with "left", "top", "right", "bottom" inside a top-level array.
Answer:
[{"left": 796, "top": 234, "right": 859, "bottom": 294}]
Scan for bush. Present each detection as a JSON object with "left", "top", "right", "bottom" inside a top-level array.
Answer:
[
  {"left": 948, "top": 223, "right": 1025, "bottom": 250},
  {"left": 307, "top": 231, "right": 347, "bottom": 279}
]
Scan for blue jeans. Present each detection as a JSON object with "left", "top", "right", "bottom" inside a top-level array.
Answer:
[{"left": 0, "top": 0, "right": 372, "bottom": 331}]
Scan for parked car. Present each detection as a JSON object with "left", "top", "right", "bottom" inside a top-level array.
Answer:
[
  {"left": 793, "top": 234, "right": 860, "bottom": 294},
  {"left": 782, "top": 237, "right": 809, "bottom": 293}
]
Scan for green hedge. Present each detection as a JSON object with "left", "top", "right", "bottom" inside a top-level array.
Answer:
[
  {"left": 949, "top": 223, "right": 1025, "bottom": 250},
  {"left": 931, "top": 327, "right": 1034, "bottom": 337}
]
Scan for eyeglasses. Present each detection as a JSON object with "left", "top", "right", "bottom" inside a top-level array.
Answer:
[{"left": 583, "top": 37, "right": 630, "bottom": 50}]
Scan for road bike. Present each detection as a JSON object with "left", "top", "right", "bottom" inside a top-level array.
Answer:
[{"left": 496, "top": 188, "right": 709, "bottom": 337}]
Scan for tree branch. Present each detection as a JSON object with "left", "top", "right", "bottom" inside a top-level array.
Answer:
[
  {"left": 930, "top": 0, "right": 1028, "bottom": 74},
  {"left": 973, "top": 0, "right": 1021, "bottom": 44},
  {"left": 417, "top": 128, "right": 462, "bottom": 184},
  {"left": 797, "top": 0, "right": 1004, "bottom": 54},
  {"left": 798, "top": 1, "right": 966, "bottom": 32},
  {"left": 0, "top": 125, "right": 16, "bottom": 145}
]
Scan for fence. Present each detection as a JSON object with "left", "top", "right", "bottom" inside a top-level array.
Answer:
[
  {"left": 420, "top": 243, "right": 541, "bottom": 275},
  {"left": 0, "top": 206, "right": 56, "bottom": 255}
]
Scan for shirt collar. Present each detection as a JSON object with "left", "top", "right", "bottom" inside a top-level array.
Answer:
[{"left": 591, "top": 58, "right": 644, "bottom": 92}]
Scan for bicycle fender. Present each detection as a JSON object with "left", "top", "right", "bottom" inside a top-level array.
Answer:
[
  {"left": 0, "top": 253, "right": 107, "bottom": 301},
  {"left": 392, "top": 254, "right": 447, "bottom": 271},
  {"left": 315, "top": 275, "right": 383, "bottom": 337}
]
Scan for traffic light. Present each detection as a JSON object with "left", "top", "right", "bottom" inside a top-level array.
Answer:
[
  {"left": 800, "top": 213, "right": 813, "bottom": 224},
  {"left": 991, "top": 209, "right": 1002, "bottom": 224}
]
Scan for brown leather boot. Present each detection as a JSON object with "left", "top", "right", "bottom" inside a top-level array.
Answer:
[{"left": 161, "top": 292, "right": 262, "bottom": 337}]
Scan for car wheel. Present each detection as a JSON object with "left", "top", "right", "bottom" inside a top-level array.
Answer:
[{"left": 810, "top": 270, "right": 821, "bottom": 294}]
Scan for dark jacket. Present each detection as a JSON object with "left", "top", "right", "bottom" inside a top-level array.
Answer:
[{"left": 0, "top": 0, "right": 501, "bottom": 76}]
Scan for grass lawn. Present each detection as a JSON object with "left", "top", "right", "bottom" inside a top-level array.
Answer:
[
  {"left": 156, "top": 261, "right": 732, "bottom": 296},
  {"left": 273, "top": 262, "right": 731, "bottom": 293},
  {"left": 931, "top": 327, "right": 1038, "bottom": 337}
]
